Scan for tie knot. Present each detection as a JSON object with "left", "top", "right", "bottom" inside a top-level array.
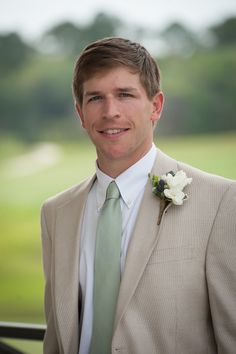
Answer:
[{"left": 106, "top": 181, "right": 120, "bottom": 200}]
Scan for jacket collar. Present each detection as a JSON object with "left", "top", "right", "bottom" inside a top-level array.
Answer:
[{"left": 53, "top": 175, "right": 96, "bottom": 353}]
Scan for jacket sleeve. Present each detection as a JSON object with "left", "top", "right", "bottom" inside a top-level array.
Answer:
[
  {"left": 206, "top": 181, "right": 236, "bottom": 354},
  {"left": 41, "top": 203, "right": 60, "bottom": 354}
]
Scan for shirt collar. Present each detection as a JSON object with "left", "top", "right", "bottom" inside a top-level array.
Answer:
[{"left": 95, "top": 144, "right": 157, "bottom": 211}]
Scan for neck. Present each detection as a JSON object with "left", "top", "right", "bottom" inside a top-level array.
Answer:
[{"left": 97, "top": 146, "right": 152, "bottom": 178}]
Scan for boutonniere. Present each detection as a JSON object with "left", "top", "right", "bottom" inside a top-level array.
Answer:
[{"left": 149, "top": 170, "right": 192, "bottom": 225}]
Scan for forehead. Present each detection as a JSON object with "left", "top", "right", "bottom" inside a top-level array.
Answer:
[{"left": 82, "top": 66, "right": 142, "bottom": 92}]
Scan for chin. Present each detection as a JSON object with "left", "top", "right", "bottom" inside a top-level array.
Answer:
[{"left": 102, "top": 147, "right": 128, "bottom": 160}]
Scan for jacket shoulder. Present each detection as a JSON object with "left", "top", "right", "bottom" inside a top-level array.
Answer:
[
  {"left": 178, "top": 160, "right": 235, "bottom": 186},
  {"left": 177, "top": 160, "right": 236, "bottom": 205}
]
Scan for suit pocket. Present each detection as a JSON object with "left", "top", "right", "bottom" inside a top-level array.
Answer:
[{"left": 148, "top": 247, "right": 200, "bottom": 264}]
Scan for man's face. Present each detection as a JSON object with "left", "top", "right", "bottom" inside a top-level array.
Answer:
[{"left": 76, "top": 66, "right": 164, "bottom": 175}]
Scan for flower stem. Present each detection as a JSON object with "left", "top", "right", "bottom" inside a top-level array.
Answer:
[{"left": 157, "top": 199, "right": 169, "bottom": 225}]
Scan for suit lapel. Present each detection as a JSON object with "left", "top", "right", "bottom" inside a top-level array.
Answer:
[
  {"left": 114, "top": 149, "right": 178, "bottom": 330},
  {"left": 53, "top": 175, "right": 96, "bottom": 353}
]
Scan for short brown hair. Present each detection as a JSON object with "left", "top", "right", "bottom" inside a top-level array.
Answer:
[{"left": 72, "top": 37, "right": 161, "bottom": 105}]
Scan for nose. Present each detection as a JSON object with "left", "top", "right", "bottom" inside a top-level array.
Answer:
[{"left": 102, "top": 97, "right": 120, "bottom": 119}]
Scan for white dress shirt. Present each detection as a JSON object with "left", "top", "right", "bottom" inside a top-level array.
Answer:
[{"left": 79, "top": 145, "right": 157, "bottom": 354}]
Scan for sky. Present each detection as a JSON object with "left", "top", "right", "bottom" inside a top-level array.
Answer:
[{"left": 1, "top": 0, "right": 236, "bottom": 41}]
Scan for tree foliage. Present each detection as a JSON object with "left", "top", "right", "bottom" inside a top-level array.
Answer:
[
  {"left": 161, "top": 22, "right": 200, "bottom": 56},
  {"left": 41, "top": 12, "right": 121, "bottom": 56},
  {"left": 211, "top": 17, "right": 236, "bottom": 46},
  {"left": 0, "top": 32, "right": 33, "bottom": 75}
]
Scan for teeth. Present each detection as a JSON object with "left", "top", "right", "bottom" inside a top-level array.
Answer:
[{"left": 104, "top": 129, "right": 123, "bottom": 135}]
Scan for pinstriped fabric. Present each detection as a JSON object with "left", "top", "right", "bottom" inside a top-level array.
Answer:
[
  {"left": 111, "top": 163, "right": 236, "bottom": 354},
  {"left": 41, "top": 150, "right": 236, "bottom": 354},
  {"left": 41, "top": 176, "right": 96, "bottom": 354}
]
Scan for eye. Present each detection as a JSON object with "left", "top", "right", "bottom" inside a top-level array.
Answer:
[
  {"left": 119, "top": 92, "right": 133, "bottom": 98},
  {"left": 88, "top": 95, "right": 102, "bottom": 103}
]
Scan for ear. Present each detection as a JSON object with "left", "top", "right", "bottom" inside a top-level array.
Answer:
[
  {"left": 150, "top": 91, "right": 164, "bottom": 124},
  {"left": 75, "top": 103, "right": 85, "bottom": 128}
]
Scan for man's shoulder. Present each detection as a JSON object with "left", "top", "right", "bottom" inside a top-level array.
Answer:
[
  {"left": 156, "top": 148, "right": 235, "bottom": 189},
  {"left": 42, "top": 174, "right": 96, "bottom": 210},
  {"left": 177, "top": 160, "right": 236, "bottom": 201},
  {"left": 178, "top": 160, "right": 235, "bottom": 185}
]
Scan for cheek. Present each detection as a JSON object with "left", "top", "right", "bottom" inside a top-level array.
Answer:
[
  {"left": 122, "top": 102, "right": 141, "bottom": 121},
  {"left": 83, "top": 116, "right": 101, "bottom": 137}
]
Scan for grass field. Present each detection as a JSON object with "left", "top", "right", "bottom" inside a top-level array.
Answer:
[{"left": 0, "top": 132, "right": 235, "bottom": 353}]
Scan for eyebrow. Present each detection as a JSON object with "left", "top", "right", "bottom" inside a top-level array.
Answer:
[
  {"left": 84, "top": 91, "right": 102, "bottom": 97},
  {"left": 84, "top": 87, "right": 138, "bottom": 97},
  {"left": 117, "top": 87, "right": 138, "bottom": 92}
]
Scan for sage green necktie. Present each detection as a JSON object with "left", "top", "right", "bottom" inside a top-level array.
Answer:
[{"left": 90, "top": 181, "right": 122, "bottom": 354}]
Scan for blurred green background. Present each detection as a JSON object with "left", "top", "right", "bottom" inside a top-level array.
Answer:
[{"left": 0, "top": 9, "right": 236, "bottom": 354}]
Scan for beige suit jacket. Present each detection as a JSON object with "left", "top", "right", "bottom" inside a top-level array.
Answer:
[{"left": 41, "top": 148, "right": 236, "bottom": 354}]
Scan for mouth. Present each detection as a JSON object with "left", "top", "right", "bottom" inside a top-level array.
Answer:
[{"left": 98, "top": 128, "right": 129, "bottom": 136}]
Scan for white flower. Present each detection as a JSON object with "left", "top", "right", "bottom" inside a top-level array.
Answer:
[
  {"left": 162, "top": 170, "right": 192, "bottom": 191},
  {"left": 164, "top": 188, "right": 186, "bottom": 205},
  {"left": 150, "top": 170, "right": 192, "bottom": 225}
]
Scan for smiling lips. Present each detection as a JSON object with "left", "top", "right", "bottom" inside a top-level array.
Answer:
[{"left": 99, "top": 128, "right": 129, "bottom": 135}]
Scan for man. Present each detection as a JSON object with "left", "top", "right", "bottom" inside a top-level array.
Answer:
[{"left": 41, "top": 37, "right": 236, "bottom": 354}]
